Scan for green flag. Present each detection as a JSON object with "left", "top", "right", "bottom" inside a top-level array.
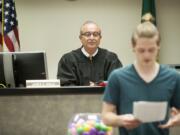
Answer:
[{"left": 141, "top": 0, "right": 156, "bottom": 25}]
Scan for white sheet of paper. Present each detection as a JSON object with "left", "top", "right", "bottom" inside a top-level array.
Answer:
[{"left": 133, "top": 101, "right": 167, "bottom": 123}]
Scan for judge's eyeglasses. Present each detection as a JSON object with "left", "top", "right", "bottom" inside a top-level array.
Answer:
[{"left": 81, "top": 32, "right": 101, "bottom": 37}]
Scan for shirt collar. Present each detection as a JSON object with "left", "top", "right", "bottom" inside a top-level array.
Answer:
[{"left": 81, "top": 47, "right": 98, "bottom": 58}]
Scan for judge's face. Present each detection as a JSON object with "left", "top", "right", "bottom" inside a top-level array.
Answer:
[
  {"left": 133, "top": 37, "right": 160, "bottom": 66},
  {"left": 79, "top": 23, "right": 101, "bottom": 54}
]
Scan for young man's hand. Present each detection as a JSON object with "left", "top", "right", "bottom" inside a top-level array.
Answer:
[
  {"left": 119, "top": 114, "right": 141, "bottom": 130},
  {"left": 159, "top": 107, "right": 180, "bottom": 129}
]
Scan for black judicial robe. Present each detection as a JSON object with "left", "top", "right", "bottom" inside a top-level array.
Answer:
[{"left": 57, "top": 47, "right": 122, "bottom": 86}]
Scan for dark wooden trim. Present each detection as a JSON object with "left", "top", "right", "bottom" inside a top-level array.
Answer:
[{"left": 0, "top": 86, "right": 105, "bottom": 96}]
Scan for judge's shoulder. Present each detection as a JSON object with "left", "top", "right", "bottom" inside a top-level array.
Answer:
[{"left": 98, "top": 48, "right": 119, "bottom": 60}]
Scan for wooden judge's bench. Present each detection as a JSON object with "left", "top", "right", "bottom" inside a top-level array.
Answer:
[
  {"left": 0, "top": 87, "right": 180, "bottom": 135},
  {"left": 0, "top": 87, "right": 104, "bottom": 135}
]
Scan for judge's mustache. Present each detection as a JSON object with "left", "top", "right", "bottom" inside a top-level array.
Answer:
[{"left": 87, "top": 39, "right": 97, "bottom": 43}]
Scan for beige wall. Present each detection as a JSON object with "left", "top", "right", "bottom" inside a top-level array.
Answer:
[
  {"left": 15, "top": 0, "right": 180, "bottom": 79},
  {"left": 157, "top": 0, "right": 180, "bottom": 64}
]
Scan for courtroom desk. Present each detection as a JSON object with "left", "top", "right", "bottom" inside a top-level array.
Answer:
[{"left": 0, "top": 86, "right": 106, "bottom": 135}]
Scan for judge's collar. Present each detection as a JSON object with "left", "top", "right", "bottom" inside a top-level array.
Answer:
[{"left": 81, "top": 47, "right": 98, "bottom": 58}]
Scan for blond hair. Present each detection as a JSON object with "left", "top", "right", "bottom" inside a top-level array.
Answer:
[
  {"left": 141, "top": 13, "right": 155, "bottom": 24},
  {"left": 131, "top": 21, "right": 160, "bottom": 46}
]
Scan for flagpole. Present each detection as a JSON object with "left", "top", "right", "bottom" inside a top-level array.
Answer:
[{"left": 1, "top": 0, "right": 4, "bottom": 51}]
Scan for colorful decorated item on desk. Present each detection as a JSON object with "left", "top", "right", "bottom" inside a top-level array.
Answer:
[
  {"left": 98, "top": 81, "right": 108, "bottom": 87},
  {"left": 67, "top": 113, "right": 113, "bottom": 135}
]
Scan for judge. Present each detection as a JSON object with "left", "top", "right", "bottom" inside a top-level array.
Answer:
[{"left": 57, "top": 21, "right": 122, "bottom": 86}]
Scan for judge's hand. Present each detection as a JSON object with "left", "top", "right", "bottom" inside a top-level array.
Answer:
[
  {"left": 119, "top": 114, "right": 141, "bottom": 130},
  {"left": 159, "top": 107, "right": 180, "bottom": 129}
]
